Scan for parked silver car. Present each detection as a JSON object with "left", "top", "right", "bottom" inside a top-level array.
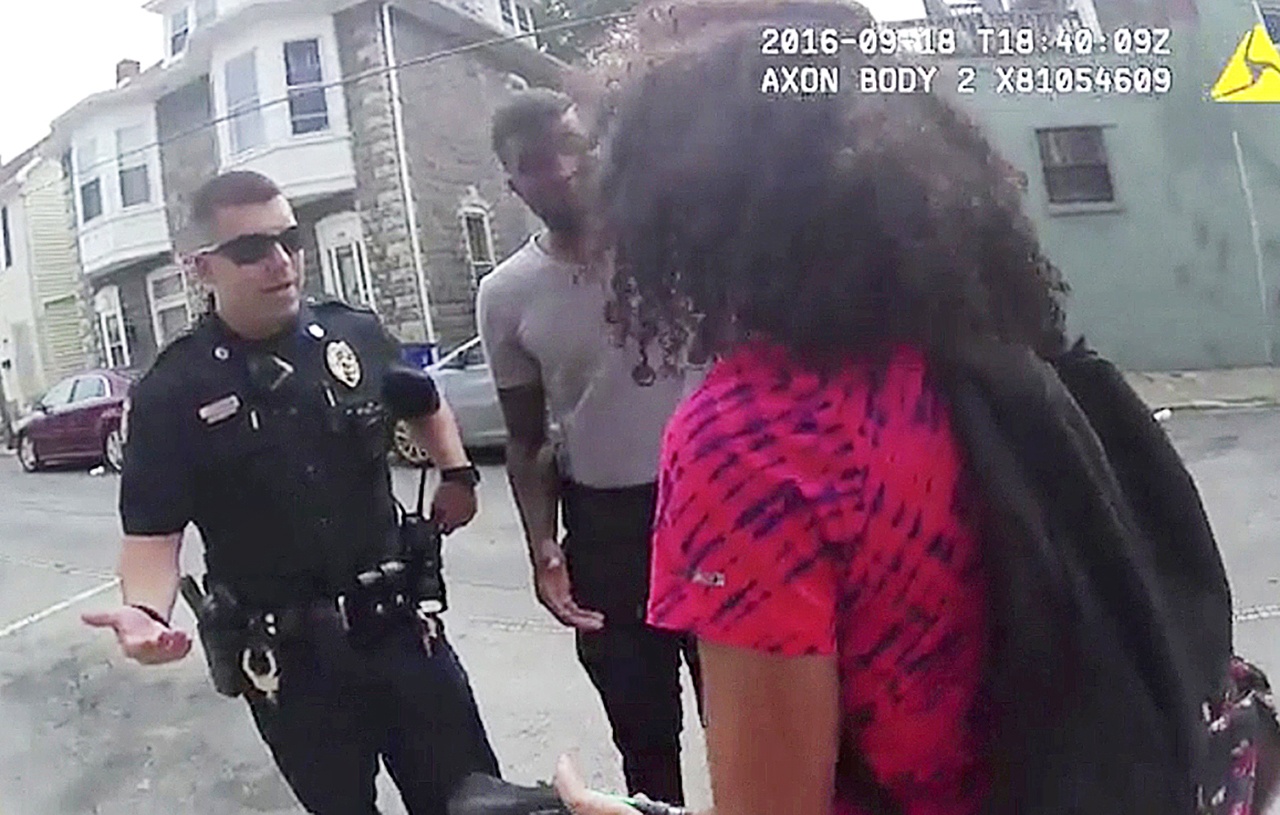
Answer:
[{"left": 393, "top": 337, "right": 506, "bottom": 464}]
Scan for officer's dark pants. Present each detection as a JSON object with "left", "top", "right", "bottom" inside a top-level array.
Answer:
[
  {"left": 561, "top": 481, "right": 704, "bottom": 806},
  {"left": 244, "top": 614, "right": 499, "bottom": 815}
]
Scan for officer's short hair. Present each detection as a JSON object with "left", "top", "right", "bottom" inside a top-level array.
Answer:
[
  {"left": 181, "top": 171, "right": 285, "bottom": 252},
  {"left": 491, "top": 88, "right": 574, "bottom": 169}
]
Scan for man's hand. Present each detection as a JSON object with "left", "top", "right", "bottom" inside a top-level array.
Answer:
[
  {"left": 532, "top": 538, "right": 604, "bottom": 631},
  {"left": 82, "top": 606, "right": 192, "bottom": 665},
  {"left": 554, "top": 755, "right": 641, "bottom": 815},
  {"left": 431, "top": 481, "right": 478, "bottom": 534}
]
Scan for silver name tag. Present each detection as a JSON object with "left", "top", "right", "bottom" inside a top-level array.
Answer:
[{"left": 198, "top": 394, "right": 241, "bottom": 425}]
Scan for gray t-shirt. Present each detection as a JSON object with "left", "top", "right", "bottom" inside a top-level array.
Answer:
[{"left": 476, "top": 233, "right": 698, "bottom": 489}]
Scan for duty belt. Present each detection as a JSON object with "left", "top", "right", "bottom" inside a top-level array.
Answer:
[{"left": 179, "top": 575, "right": 444, "bottom": 703}]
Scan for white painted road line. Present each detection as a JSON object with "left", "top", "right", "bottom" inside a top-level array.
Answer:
[
  {"left": 0, "top": 552, "right": 116, "bottom": 580},
  {"left": 1235, "top": 604, "right": 1280, "bottom": 624},
  {"left": 0, "top": 578, "right": 121, "bottom": 639},
  {"left": 0, "top": 581, "right": 1275, "bottom": 638}
]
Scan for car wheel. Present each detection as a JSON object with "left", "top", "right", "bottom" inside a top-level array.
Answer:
[
  {"left": 393, "top": 420, "right": 432, "bottom": 467},
  {"left": 103, "top": 426, "right": 125, "bottom": 473},
  {"left": 17, "top": 434, "right": 40, "bottom": 473}
]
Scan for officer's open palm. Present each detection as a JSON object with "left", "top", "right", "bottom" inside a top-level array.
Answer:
[
  {"left": 82, "top": 607, "right": 192, "bottom": 665},
  {"left": 533, "top": 539, "right": 604, "bottom": 632}
]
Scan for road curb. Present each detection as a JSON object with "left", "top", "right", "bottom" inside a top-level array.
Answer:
[
  {"left": 1143, "top": 398, "right": 1280, "bottom": 413},
  {"left": 1124, "top": 369, "right": 1280, "bottom": 414}
]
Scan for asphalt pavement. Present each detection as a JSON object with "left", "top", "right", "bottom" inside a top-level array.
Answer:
[
  {"left": 4, "top": 408, "right": 1280, "bottom": 813},
  {"left": 0, "top": 458, "right": 708, "bottom": 815}
]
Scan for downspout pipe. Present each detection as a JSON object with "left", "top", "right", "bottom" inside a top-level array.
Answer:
[{"left": 380, "top": 2, "right": 438, "bottom": 349}]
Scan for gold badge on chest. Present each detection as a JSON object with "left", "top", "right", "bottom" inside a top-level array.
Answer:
[{"left": 325, "top": 340, "right": 362, "bottom": 388}]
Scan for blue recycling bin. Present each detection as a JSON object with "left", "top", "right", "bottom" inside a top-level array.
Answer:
[{"left": 400, "top": 342, "right": 439, "bottom": 371}]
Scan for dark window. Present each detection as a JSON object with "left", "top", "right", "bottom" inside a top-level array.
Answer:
[
  {"left": 170, "top": 8, "right": 190, "bottom": 55},
  {"left": 1263, "top": 9, "right": 1280, "bottom": 44},
  {"left": 464, "top": 212, "right": 493, "bottom": 262},
  {"left": 117, "top": 124, "right": 151, "bottom": 208},
  {"left": 120, "top": 166, "right": 150, "bottom": 207},
  {"left": 499, "top": 0, "right": 515, "bottom": 27},
  {"left": 284, "top": 39, "right": 329, "bottom": 135},
  {"left": 462, "top": 210, "right": 495, "bottom": 281},
  {"left": 1035, "top": 126, "right": 1115, "bottom": 205},
  {"left": 1, "top": 206, "right": 11, "bottom": 268},
  {"left": 81, "top": 179, "right": 103, "bottom": 222}
]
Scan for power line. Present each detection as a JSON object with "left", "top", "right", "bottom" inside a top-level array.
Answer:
[{"left": 16, "top": 8, "right": 634, "bottom": 201}]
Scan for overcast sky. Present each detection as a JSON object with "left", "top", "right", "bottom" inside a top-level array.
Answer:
[
  {"left": 0, "top": 0, "right": 925, "bottom": 164},
  {"left": 0, "top": 1, "right": 163, "bottom": 163}
]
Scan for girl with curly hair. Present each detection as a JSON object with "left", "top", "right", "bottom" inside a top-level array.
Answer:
[{"left": 550, "top": 3, "right": 1241, "bottom": 815}]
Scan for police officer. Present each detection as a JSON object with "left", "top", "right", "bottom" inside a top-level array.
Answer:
[{"left": 81, "top": 170, "right": 499, "bottom": 815}]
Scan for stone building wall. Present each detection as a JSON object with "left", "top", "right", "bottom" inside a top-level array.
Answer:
[{"left": 337, "top": 1, "right": 559, "bottom": 352}]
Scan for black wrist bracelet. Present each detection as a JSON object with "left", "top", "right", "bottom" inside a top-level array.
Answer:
[
  {"left": 439, "top": 464, "right": 481, "bottom": 487},
  {"left": 130, "top": 604, "right": 170, "bottom": 628}
]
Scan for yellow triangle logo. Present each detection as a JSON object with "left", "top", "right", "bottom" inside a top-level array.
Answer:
[{"left": 1213, "top": 24, "right": 1280, "bottom": 102}]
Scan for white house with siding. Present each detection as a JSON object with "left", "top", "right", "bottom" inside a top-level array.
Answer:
[{"left": 0, "top": 146, "right": 96, "bottom": 421}]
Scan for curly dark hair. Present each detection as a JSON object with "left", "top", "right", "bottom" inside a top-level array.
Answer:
[{"left": 594, "top": 4, "right": 1070, "bottom": 377}]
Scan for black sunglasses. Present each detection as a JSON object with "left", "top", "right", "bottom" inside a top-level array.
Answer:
[{"left": 203, "top": 225, "right": 304, "bottom": 266}]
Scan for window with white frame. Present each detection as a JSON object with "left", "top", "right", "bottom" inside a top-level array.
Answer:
[
  {"left": 284, "top": 39, "right": 329, "bottom": 135},
  {"left": 76, "top": 139, "right": 103, "bottom": 223},
  {"left": 516, "top": 4, "right": 536, "bottom": 34},
  {"left": 116, "top": 125, "right": 151, "bottom": 208},
  {"left": 147, "top": 267, "right": 192, "bottom": 349},
  {"left": 316, "top": 213, "right": 375, "bottom": 310},
  {"left": 81, "top": 179, "right": 103, "bottom": 223},
  {"left": 1035, "top": 126, "right": 1115, "bottom": 205},
  {"left": 461, "top": 208, "right": 495, "bottom": 282},
  {"left": 499, "top": 0, "right": 515, "bottom": 28},
  {"left": 170, "top": 7, "right": 190, "bottom": 56},
  {"left": 94, "top": 286, "right": 131, "bottom": 369},
  {"left": 225, "top": 50, "right": 266, "bottom": 155}
]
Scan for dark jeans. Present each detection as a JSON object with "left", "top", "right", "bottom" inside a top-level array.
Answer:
[
  {"left": 244, "top": 615, "right": 499, "bottom": 815},
  {"left": 562, "top": 481, "right": 704, "bottom": 806}
]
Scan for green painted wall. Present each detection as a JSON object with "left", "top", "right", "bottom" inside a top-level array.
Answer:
[{"left": 934, "top": 1, "right": 1280, "bottom": 370}]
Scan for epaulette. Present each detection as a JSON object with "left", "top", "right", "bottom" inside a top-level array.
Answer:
[{"left": 307, "top": 296, "right": 377, "bottom": 317}]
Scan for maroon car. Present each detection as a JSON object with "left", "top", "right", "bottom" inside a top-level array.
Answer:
[{"left": 15, "top": 369, "right": 134, "bottom": 473}]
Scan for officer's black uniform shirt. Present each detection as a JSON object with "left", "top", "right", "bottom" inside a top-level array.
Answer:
[{"left": 120, "top": 300, "right": 405, "bottom": 607}]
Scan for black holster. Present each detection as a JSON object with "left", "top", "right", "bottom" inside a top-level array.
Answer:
[
  {"left": 199, "top": 622, "right": 251, "bottom": 697},
  {"left": 181, "top": 577, "right": 252, "bottom": 698}
]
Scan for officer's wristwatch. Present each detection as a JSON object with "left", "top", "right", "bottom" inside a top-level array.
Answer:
[{"left": 439, "top": 464, "right": 481, "bottom": 488}]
